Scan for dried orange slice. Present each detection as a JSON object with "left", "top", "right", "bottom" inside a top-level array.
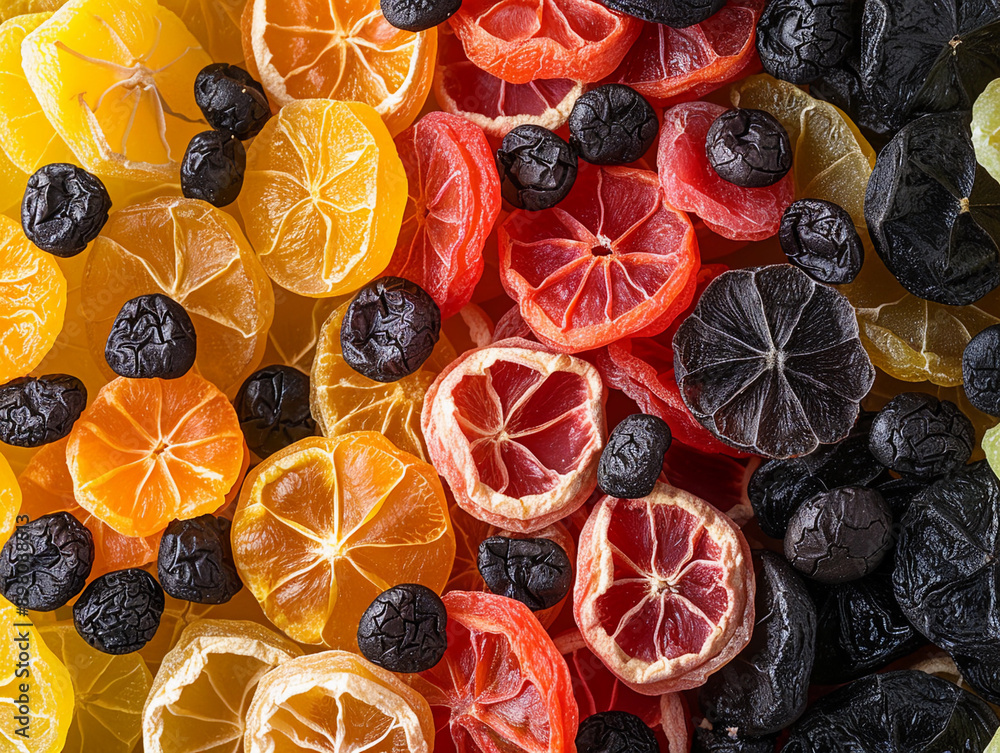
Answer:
[
  {"left": 160, "top": 0, "right": 247, "bottom": 65},
  {"left": 139, "top": 595, "right": 215, "bottom": 673},
  {"left": 0, "top": 0, "right": 64, "bottom": 23},
  {"left": 262, "top": 289, "right": 343, "bottom": 373},
  {"left": 0, "top": 452, "right": 20, "bottom": 540},
  {"left": 232, "top": 432, "right": 455, "bottom": 648}
]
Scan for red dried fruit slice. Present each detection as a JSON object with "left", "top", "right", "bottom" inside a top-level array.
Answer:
[
  {"left": 406, "top": 590, "right": 578, "bottom": 753},
  {"left": 574, "top": 482, "right": 755, "bottom": 695},
  {"left": 499, "top": 162, "right": 699, "bottom": 353},
  {"left": 423, "top": 339, "right": 606, "bottom": 533},
  {"left": 442, "top": 303, "right": 495, "bottom": 356},
  {"left": 658, "top": 101, "right": 793, "bottom": 241},
  {"left": 448, "top": 0, "right": 640, "bottom": 85},
  {"left": 387, "top": 112, "right": 501, "bottom": 320},
  {"left": 660, "top": 442, "right": 755, "bottom": 520}
]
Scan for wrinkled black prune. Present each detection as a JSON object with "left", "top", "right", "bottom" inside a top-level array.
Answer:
[
  {"left": 755, "top": 0, "right": 852, "bottom": 85},
  {"left": 705, "top": 109, "right": 792, "bottom": 188},
  {"left": 180, "top": 130, "right": 246, "bottom": 207},
  {"left": 357, "top": 584, "right": 447, "bottom": 673},
  {"left": 962, "top": 323, "right": 1000, "bottom": 416},
  {"left": 575, "top": 711, "right": 658, "bottom": 753},
  {"left": 0, "top": 375, "right": 87, "bottom": 448},
  {"left": 21, "top": 163, "right": 111, "bottom": 257},
  {"left": 496, "top": 125, "right": 578, "bottom": 211},
  {"left": 194, "top": 63, "right": 270, "bottom": 141},
  {"left": 340, "top": 277, "right": 441, "bottom": 383},
  {"left": 104, "top": 294, "right": 197, "bottom": 380},
  {"left": 783, "top": 671, "right": 999, "bottom": 752},
  {"left": 157, "top": 515, "right": 242, "bottom": 604},
  {"left": 568, "top": 84, "right": 659, "bottom": 166},
  {"left": 954, "top": 653, "right": 1000, "bottom": 706},
  {"left": 869, "top": 392, "right": 974, "bottom": 479},
  {"left": 597, "top": 414, "right": 672, "bottom": 499},
  {"left": 700, "top": 552, "right": 816, "bottom": 737},
  {"left": 692, "top": 726, "right": 777, "bottom": 753},
  {"left": 595, "top": 0, "right": 725, "bottom": 27},
  {"left": 779, "top": 198, "right": 863, "bottom": 284},
  {"left": 73, "top": 568, "right": 165, "bottom": 654},
  {"left": 870, "top": 473, "right": 928, "bottom": 521},
  {"left": 234, "top": 365, "right": 316, "bottom": 458},
  {"left": 380, "top": 0, "right": 461, "bottom": 31},
  {"left": 865, "top": 112, "right": 1000, "bottom": 306},
  {"left": 477, "top": 536, "right": 572, "bottom": 611},
  {"left": 0, "top": 512, "right": 93, "bottom": 611}
]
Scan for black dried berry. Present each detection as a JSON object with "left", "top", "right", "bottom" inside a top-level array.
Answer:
[
  {"left": 380, "top": 0, "right": 460, "bottom": 31},
  {"left": 157, "top": 515, "right": 242, "bottom": 604},
  {"left": 705, "top": 109, "right": 792, "bottom": 188},
  {"left": 567, "top": 84, "right": 659, "bottom": 166},
  {"left": 496, "top": 125, "right": 578, "bottom": 211},
  {"left": 870, "top": 473, "right": 928, "bottom": 521},
  {"left": 73, "top": 568, "right": 164, "bottom": 655},
  {"left": 693, "top": 726, "right": 778, "bottom": 753},
  {"left": 180, "top": 130, "right": 246, "bottom": 208},
  {"left": 869, "top": 392, "right": 974, "bottom": 479},
  {"left": 104, "top": 294, "right": 197, "bottom": 380},
  {"left": 477, "top": 535, "right": 572, "bottom": 611},
  {"left": 963, "top": 324, "right": 1000, "bottom": 417},
  {"left": 20, "top": 163, "right": 111, "bottom": 258},
  {"left": 755, "top": 0, "right": 852, "bottom": 85},
  {"left": 357, "top": 584, "right": 447, "bottom": 673},
  {"left": 575, "top": 711, "right": 658, "bottom": 753},
  {"left": 194, "top": 63, "right": 270, "bottom": 141},
  {"left": 0, "top": 512, "right": 93, "bottom": 611},
  {"left": 597, "top": 414, "right": 671, "bottom": 499},
  {"left": 234, "top": 365, "right": 316, "bottom": 458},
  {"left": 779, "top": 198, "right": 863, "bottom": 284},
  {"left": 954, "top": 653, "right": 1000, "bottom": 706},
  {"left": 0, "top": 374, "right": 87, "bottom": 448},
  {"left": 340, "top": 277, "right": 441, "bottom": 383},
  {"left": 594, "top": 0, "right": 724, "bottom": 27}
]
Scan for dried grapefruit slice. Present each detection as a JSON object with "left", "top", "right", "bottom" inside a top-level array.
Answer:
[
  {"left": 423, "top": 340, "right": 606, "bottom": 533},
  {"left": 499, "top": 162, "right": 699, "bottom": 353},
  {"left": 574, "top": 482, "right": 755, "bottom": 695}
]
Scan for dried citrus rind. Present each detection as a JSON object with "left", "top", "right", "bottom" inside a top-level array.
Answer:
[{"left": 0, "top": 453, "right": 19, "bottom": 541}]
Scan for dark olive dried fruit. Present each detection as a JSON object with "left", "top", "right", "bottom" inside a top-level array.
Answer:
[
  {"left": 0, "top": 512, "right": 93, "bottom": 611},
  {"left": 755, "top": 0, "right": 852, "bottom": 85},
  {"left": 700, "top": 552, "right": 816, "bottom": 737},
  {"left": 575, "top": 711, "right": 658, "bottom": 753},
  {"left": 380, "top": 0, "right": 460, "bottom": 31},
  {"left": 567, "top": 84, "right": 659, "bottom": 166},
  {"left": 869, "top": 392, "right": 975, "bottom": 479},
  {"left": 870, "top": 473, "right": 928, "bottom": 521},
  {"left": 340, "top": 277, "right": 441, "bottom": 383},
  {"left": 357, "top": 584, "right": 447, "bottom": 673},
  {"left": 705, "top": 109, "right": 792, "bottom": 188},
  {"left": 104, "top": 294, "right": 197, "bottom": 380},
  {"left": 496, "top": 125, "right": 578, "bottom": 211},
  {"left": 20, "top": 163, "right": 111, "bottom": 258},
  {"left": 0, "top": 374, "right": 87, "bottom": 448},
  {"left": 73, "top": 568, "right": 165, "bottom": 654},
  {"left": 594, "top": 0, "right": 725, "bottom": 27},
  {"left": 865, "top": 111, "right": 1000, "bottom": 306},
  {"left": 234, "top": 365, "right": 316, "bottom": 458},
  {"left": 953, "top": 653, "right": 1000, "bottom": 706},
  {"left": 157, "top": 515, "right": 242, "bottom": 605},
  {"left": 194, "top": 63, "right": 270, "bottom": 141},
  {"left": 779, "top": 198, "right": 863, "bottom": 284},
  {"left": 597, "top": 414, "right": 672, "bottom": 499},
  {"left": 692, "top": 726, "right": 777, "bottom": 753},
  {"left": 180, "top": 130, "right": 246, "bottom": 208},
  {"left": 477, "top": 535, "right": 572, "bottom": 612},
  {"left": 962, "top": 323, "right": 1000, "bottom": 416}
]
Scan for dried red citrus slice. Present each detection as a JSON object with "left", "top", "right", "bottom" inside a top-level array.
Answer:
[
  {"left": 575, "top": 482, "right": 755, "bottom": 695},
  {"left": 406, "top": 590, "right": 578, "bottom": 753},
  {"left": 660, "top": 442, "right": 755, "bottom": 522},
  {"left": 442, "top": 304, "right": 495, "bottom": 356},
  {"left": 423, "top": 339, "right": 606, "bottom": 533},
  {"left": 386, "top": 112, "right": 501, "bottom": 320},
  {"left": 499, "top": 162, "right": 699, "bottom": 353},
  {"left": 658, "top": 101, "right": 793, "bottom": 241}
]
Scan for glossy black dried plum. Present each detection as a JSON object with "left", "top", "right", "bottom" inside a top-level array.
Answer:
[
  {"left": 357, "top": 584, "right": 447, "bottom": 673},
  {"left": 595, "top": 0, "right": 725, "bottom": 27},
  {"left": 234, "top": 365, "right": 316, "bottom": 458},
  {"left": 869, "top": 392, "right": 975, "bottom": 479},
  {"left": 157, "top": 515, "right": 242, "bottom": 604},
  {"left": 700, "top": 552, "right": 816, "bottom": 737},
  {"left": 865, "top": 112, "right": 1000, "bottom": 306},
  {"left": 672, "top": 264, "right": 875, "bottom": 459},
  {"left": 477, "top": 535, "right": 572, "bottom": 611},
  {"left": 496, "top": 125, "right": 578, "bottom": 211},
  {"left": 568, "top": 84, "right": 659, "bottom": 166},
  {"left": 871, "top": 473, "right": 928, "bottom": 521},
  {"left": 340, "top": 277, "right": 441, "bottom": 383},
  {"left": 21, "top": 163, "right": 111, "bottom": 258},
  {"left": 0, "top": 374, "right": 87, "bottom": 448},
  {"left": 73, "top": 568, "right": 165, "bottom": 654},
  {"left": 953, "top": 652, "right": 1000, "bottom": 706},
  {"left": 575, "top": 711, "right": 658, "bottom": 753},
  {"left": 0, "top": 512, "right": 93, "bottom": 611},
  {"left": 180, "top": 130, "right": 246, "bottom": 207},
  {"left": 104, "top": 294, "right": 197, "bottom": 380},
  {"left": 194, "top": 63, "right": 270, "bottom": 140},
  {"left": 380, "top": 0, "right": 461, "bottom": 31},
  {"left": 597, "top": 413, "right": 672, "bottom": 499},
  {"left": 755, "top": 0, "right": 852, "bottom": 85},
  {"left": 962, "top": 323, "right": 1000, "bottom": 416},
  {"left": 783, "top": 670, "right": 999, "bottom": 752},
  {"left": 692, "top": 727, "right": 777, "bottom": 753},
  {"left": 705, "top": 109, "right": 792, "bottom": 188},
  {"left": 779, "top": 198, "right": 863, "bottom": 284}
]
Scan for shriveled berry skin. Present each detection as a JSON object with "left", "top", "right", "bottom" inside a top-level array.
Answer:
[
  {"left": 21, "top": 163, "right": 111, "bottom": 257},
  {"left": 73, "top": 568, "right": 165, "bottom": 655},
  {"left": 779, "top": 198, "right": 863, "bottom": 284},
  {"left": 496, "top": 125, "right": 578, "bottom": 211},
  {"left": 194, "top": 63, "right": 270, "bottom": 141},
  {"left": 0, "top": 374, "right": 87, "bottom": 448},
  {"left": 157, "top": 515, "right": 243, "bottom": 604},
  {"left": 568, "top": 84, "right": 659, "bottom": 166},
  {"left": 705, "top": 109, "right": 792, "bottom": 188},
  {"left": 340, "top": 277, "right": 441, "bottom": 383},
  {"left": 595, "top": 0, "right": 725, "bottom": 27},
  {"left": 380, "top": 0, "right": 460, "bottom": 31},
  {"left": 869, "top": 392, "right": 974, "bottom": 479},
  {"left": 477, "top": 536, "right": 572, "bottom": 611},
  {"left": 597, "top": 414, "right": 671, "bottom": 499},
  {"left": 180, "top": 130, "right": 246, "bottom": 207},
  {"left": 357, "top": 584, "right": 447, "bottom": 673},
  {"left": 954, "top": 653, "right": 1000, "bottom": 706},
  {"left": 234, "top": 366, "right": 316, "bottom": 458},
  {"left": 755, "top": 0, "right": 852, "bottom": 85},
  {"left": 963, "top": 323, "right": 1000, "bottom": 417},
  {"left": 693, "top": 727, "right": 778, "bottom": 753},
  {"left": 575, "top": 711, "right": 658, "bottom": 753},
  {"left": 0, "top": 512, "right": 94, "bottom": 611},
  {"left": 104, "top": 294, "right": 197, "bottom": 380}
]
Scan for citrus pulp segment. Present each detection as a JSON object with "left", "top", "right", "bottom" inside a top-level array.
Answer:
[
  {"left": 262, "top": 289, "right": 342, "bottom": 374},
  {"left": 160, "top": 0, "right": 247, "bottom": 65},
  {"left": 0, "top": 451, "right": 19, "bottom": 540},
  {"left": 974, "top": 78, "right": 1000, "bottom": 184},
  {"left": 0, "top": 0, "right": 64, "bottom": 23}
]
